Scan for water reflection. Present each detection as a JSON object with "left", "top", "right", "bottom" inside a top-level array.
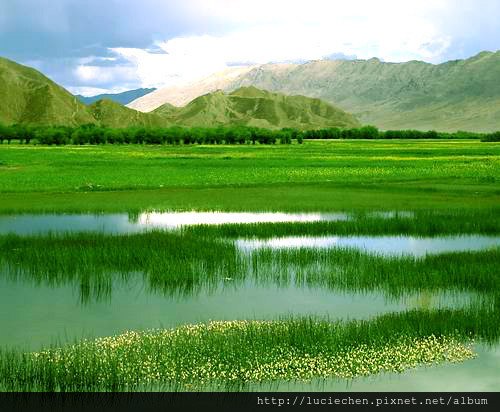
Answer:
[
  {"left": 0, "top": 210, "right": 498, "bottom": 390},
  {"left": 0, "top": 272, "right": 494, "bottom": 351},
  {"left": 0, "top": 233, "right": 499, "bottom": 390},
  {"left": 237, "top": 235, "right": 500, "bottom": 257},
  {"left": 1, "top": 240, "right": 498, "bottom": 304},
  {"left": 138, "top": 211, "right": 349, "bottom": 227},
  {"left": 0, "top": 212, "right": 349, "bottom": 235}
]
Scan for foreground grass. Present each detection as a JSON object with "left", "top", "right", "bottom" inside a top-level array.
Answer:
[
  {"left": 1, "top": 232, "right": 498, "bottom": 301},
  {"left": 0, "top": 140, "right": 498, "bottom": 212},
  {"left": 2, "top": 309, "right": 491, "bottom": 391}
]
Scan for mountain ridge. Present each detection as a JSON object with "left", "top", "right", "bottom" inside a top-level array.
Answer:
[
  {"left": 0, "top": 57, "right": 96, "bottom": 126},
  {"left": 129, "top": 51, "right": 500, "bottom": 131},
  {"left": 152, "top": 86, "right": 360, "bottom": 129},
  {"left": 127, "top": 66, "right": 257, "bottom": 111},
  {"left": 0, "top": 56, "right": 358, "bottom": 130}
]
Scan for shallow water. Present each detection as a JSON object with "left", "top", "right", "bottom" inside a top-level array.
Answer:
[
  {"left": 2, "top": 273, "right": 498, "bottom": 391},
  {"left": 0, "top": 275, "right": 481, "bottom": 350},
  {"left": 0, "top": 212, "right": 349, "bottom": 235},
  {"left": 237, "top": 235, "right": 500, "bottom": 257},
  {"left": 0, "top": 211, "right": 498, "bottom": 391}
]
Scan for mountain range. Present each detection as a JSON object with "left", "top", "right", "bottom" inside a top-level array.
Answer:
[
  {"left": 76, "top": 88, "right": 156, "bottom": 106},
  {"left": 128, "top": 51, "right": 500, "bottom": 132},
  {"left": 2, "top": 52, "right": 500, "bottom": 131},
  {"left": 0, "top": 57, "right": 358, "bottom": 129}
]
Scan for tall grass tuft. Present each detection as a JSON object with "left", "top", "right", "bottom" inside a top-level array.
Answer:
[
  {"left": 249, "top": 247, "right": 500, "bottom": 298},
  {"left": 0, "top": 231, "right": 245, "bottom": 301},
  {"left": 182, "top": 209, "right": 500, "bottom": 238},
  {"left": 0, "top": 233, "right": 498, "bottom": 301},
  {"left": 3, "top": 306, "right": 497, "bottom": 391}
]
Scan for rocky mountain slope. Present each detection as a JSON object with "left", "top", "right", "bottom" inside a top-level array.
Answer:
[
  {"left": 127, "top": 66, "right": 256, "bottom": 111},
  {"left": 129, "top": 52, "right": 500, "bottom": 131}
]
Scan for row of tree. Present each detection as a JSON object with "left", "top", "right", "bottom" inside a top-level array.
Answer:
[
  {"left": 481, "top": 131, "right": 500, "bottom": 142},
  {"left": 302, "top": 126, "right": 493, "bottom": 140},
  {"left": 0, "top": 124, "right": 498, "bottom": 145},
  {"left": 0, "top": 124, "right": 294, "bottom": 145}
]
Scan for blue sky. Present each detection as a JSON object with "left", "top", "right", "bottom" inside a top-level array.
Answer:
[{"left": 1, "top": 0, "right": 499, "bottom": 95}]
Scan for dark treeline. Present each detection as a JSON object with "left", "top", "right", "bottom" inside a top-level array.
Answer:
[
  {"left": 481, "top": 131, "right": 500, "bottom": 142},
  {"left": 0, "top": 123, "right": 498, "bottom": 145},
  {"left": 0, "top": 124, "right": 294, "bottom": 145},
  {"left": 303, "top": 125, "right": 499, "bottom": 140}
]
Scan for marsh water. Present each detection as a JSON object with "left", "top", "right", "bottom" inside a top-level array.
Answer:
[
  {"left": 0, "top": 212, "right": 499, "bottom": 391},
  {"left": 0, "top": 212, "right": 349, "bottom": 234},
  {"left": 236, "top": 235, "right": 500, "bottom": 257}
]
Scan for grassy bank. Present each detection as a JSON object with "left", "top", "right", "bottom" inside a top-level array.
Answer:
[
  {"left": 2, "top": 183, "right": 498, "bottom": 214},
  {"left": 3, "top": 307, "right": 496, "bottom": 391},
  {"left": 0, "top": 140, "right": 498, "bottom": 213}
]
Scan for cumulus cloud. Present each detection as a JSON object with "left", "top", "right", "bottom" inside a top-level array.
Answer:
[
  {"left": 112, "top": 0, "right": 456, "bottom": 89},
  {"left": 108, "top": 45, "right": 227, "bottom": 89},
  {"left": 74, "top": 65, "right": 135, "bottom": 85},
  {"left": 2, "top": 0, "right": 499, "bottom": 93}
]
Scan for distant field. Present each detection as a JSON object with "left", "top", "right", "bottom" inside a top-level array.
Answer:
[{"left": 0, "top": 139, "right": 498, "bottom": 213}]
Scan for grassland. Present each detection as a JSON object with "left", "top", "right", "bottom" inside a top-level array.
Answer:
[{"left": 0, "top": 140, "right": 499, "bottom": 213}]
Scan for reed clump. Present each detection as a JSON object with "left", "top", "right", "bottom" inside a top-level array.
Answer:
[
  {"left": 0, "top": 233, "right": 498, "bottom": 301},
  {"left": 0, "top": 231, "right": 245, "bottom": 300},
  {"left": 1, "top": 309, "right": 489, "bottom": 391},
  {"left": 182, "top": 209, "right": 500, "bottom": 238}
]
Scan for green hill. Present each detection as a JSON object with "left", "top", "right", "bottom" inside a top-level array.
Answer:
[
  {"left": 226, "top": 52, "right": 500, "bottom": 131},
  {"left": 152, "top": 102, "right": 179, "bottom": 117},
  {"left": 0, "top": 57, "right": 359, "bottom": 130},
  {"left": 154, "top": 86, "right": 360, "bottom": 129},
  {"left": 6, "top": 52, "right": 497, "bottom": 132},
  {"left": 89, "top": 99, "right": 167, "bottom": 128},
  {"left": 0, "top": 57, "right": 96, "bottom": 126}
]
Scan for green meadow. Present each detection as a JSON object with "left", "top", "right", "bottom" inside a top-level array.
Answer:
[{"left": 0, "top": 139, "right": 499, "bottom": 212}]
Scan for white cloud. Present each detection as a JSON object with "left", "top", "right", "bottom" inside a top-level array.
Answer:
[
  {"left": 66, "top": 86, "right": 120, "bottom": 97},
  {"left": 74, "top": 64, "right": 137, "bottom": 87},
  {"left": 109, "top": 45, "right": 228, "bottom": 89},
  {"left": 75, "top": 0, "right": 492, "bottom": 91},
  {"left": 3, "top": 0, "right": 498, "bottom": 94}
]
